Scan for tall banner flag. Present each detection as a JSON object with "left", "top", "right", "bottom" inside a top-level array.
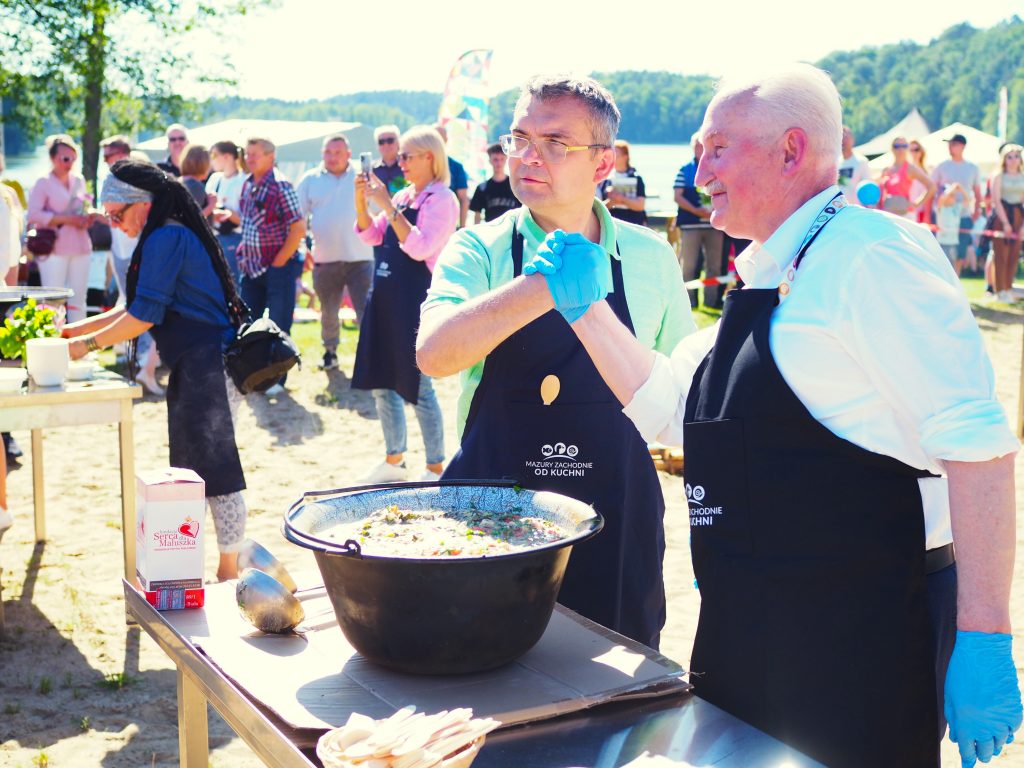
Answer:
[
  {"left": 998, "top": 86, "right": 1008, "bottom": 142},
  {"left": 438, "top": 49, "right": 493, "bottom": 186}
]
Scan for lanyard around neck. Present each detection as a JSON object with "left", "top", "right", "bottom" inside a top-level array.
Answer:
[{"left": 777, "top": 191, "right": 846, "bottom": 298}]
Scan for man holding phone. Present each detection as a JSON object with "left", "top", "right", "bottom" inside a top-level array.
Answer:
[{"left": 296, "top": 134, "right": 372, "bottom": 371}]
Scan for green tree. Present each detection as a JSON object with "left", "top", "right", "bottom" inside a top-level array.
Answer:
[{"left": 0, "top": 0, "right": 270, "bottom": 192}]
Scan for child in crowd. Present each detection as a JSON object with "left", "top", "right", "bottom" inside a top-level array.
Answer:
[{"left": 936, "top": 182, "right": 965, "bottom": 274}]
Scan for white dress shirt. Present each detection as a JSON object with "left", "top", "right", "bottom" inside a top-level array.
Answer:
[{"left": 624, "top": 185, "right": 1020, "bottom": 549}]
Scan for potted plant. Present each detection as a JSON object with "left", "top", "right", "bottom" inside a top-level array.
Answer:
[{"left": 0, "top": 298, "right": 59, "bottom": 366}]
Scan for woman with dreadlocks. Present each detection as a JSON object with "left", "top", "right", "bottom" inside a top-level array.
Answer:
[{"left": 62, "top": 159, "right": 248, "bottom": 580}]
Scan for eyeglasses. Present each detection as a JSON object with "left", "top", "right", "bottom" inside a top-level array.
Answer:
[
  {"left": 892, "top": 143, "right": 909, "bottom": 149},
  {"left": 398, "top": 152, "right": 425, "bottom": 162},
  {"left": 378, "top": 137, "right": 397, "bottom": 145},
  {"left": 499, "top": 134, "right": 610, "bottom": 164},
  {"left": 108, "top": 203, "right": 137, "bottom": 225}
]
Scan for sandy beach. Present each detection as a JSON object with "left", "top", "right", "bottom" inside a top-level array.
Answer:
[{"left": 0, "top": 299, "right": 1021, "bottom": 767}]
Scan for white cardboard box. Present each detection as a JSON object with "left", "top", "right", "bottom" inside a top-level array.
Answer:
[{"left": 136, "top": 467, "right": 205, "bottom": 610}]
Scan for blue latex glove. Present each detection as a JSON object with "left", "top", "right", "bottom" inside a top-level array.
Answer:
[
  {"left": 945, "top": 631, "right": 1023, "bottom": 767},
  {"left": 523, "top": 230, "right": 612, "bottom": 323}
]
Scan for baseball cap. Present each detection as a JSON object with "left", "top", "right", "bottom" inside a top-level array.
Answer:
[{"left": 944, "top": 133, "right": 968, "bottom": 145}]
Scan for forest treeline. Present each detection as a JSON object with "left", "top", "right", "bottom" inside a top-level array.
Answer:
[{"left": 2, "top": 17, "right": 1022, "bottom": 154}]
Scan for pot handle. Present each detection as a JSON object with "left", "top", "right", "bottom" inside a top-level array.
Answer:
[{"left": 282, "top": 523, "right": 366, "bottom": 558}]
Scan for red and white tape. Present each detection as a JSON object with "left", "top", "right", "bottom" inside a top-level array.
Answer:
[{"left": 684, "top": 272, "right": 737, "bottom": 290}]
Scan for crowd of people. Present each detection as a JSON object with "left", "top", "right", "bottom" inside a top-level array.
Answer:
[
  {"left": 836, "top": 127, "right": 1024, "bottom": 303},
  {"left": 0, "top": 66, "right": 1022, "bottom": 768}
]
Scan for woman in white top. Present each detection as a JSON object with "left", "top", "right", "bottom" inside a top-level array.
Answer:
[
  {"left": 205, "top": 140, "right": 245, "bottom": 287},
  {"left": 27, "top": 134, "right": 95, "bottom": 322},
  {"left": 990, "top": 144, "right": 1024, "bottom": 303}
]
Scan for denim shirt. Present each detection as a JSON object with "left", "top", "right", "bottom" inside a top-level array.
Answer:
[{"left": 129, "top": 222, "right": 233, "bottom": 344}]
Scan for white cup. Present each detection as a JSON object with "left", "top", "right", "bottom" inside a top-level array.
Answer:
[{"left": 26, "top": 337, "right": 70, "bottom": 387}]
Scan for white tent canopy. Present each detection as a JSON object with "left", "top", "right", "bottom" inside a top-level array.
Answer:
[
  {"left": 136, "top": 119, "right": 375, "bottom": 183},
  {"left": 853, "top": 108, "right": 931, "bottom": 158},
  {"left": 867, "top": 121, "right": 1004, "bottom": 178}
]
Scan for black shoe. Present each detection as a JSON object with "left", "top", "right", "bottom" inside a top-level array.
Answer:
[
  {"left": 321, "top": 350, "right": 338, "bottom": 370},
  {"left": 3, "top": 432, "right": 22, "bottom": 459}
]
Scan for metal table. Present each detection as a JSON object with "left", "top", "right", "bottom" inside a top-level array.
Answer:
[
  {"left": 123, "top": 581, "right": 822, "bottom": 768},
  {"left": 0, "top": 370, "right": 141, "bottom": 578}
]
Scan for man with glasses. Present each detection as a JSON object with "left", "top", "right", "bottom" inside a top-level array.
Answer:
[
  {"left": 371, "top": 125, "right": 407, "bottom": 198},
  {"left": 157, "top": 123, "right": 188, "bottom": 177},
  {"left": 417, "top": 75, "right": 693, "bottom": 649}
]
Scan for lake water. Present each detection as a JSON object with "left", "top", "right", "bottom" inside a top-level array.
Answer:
[{"left": 3, "top": 143, "right": 694, "bottom": 212}]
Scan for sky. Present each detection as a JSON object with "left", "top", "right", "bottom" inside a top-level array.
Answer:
[{"left": 210, "top": 0, "right": 1022, "bottom": 101}]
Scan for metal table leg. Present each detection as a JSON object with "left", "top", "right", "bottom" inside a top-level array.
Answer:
[
  {"left": 31, "top": 429, "right": 44, "bottom": 542},
  {"left": 177, "top": 666, "right": 210, "bottom": 768}
]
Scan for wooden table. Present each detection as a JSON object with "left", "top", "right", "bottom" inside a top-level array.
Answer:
[
  {"left": 124, "top": 580, "right": 822, "bottom": 768},
  {"left": 0, "top": 370, "right": 141, "bottom": 579}
]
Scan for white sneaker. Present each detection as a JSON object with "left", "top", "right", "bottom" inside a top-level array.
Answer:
[
  {"left": 264, "top": 383, "right": 285, "bottom": 397},
  {"left": 998, "top": 290, "right": 1013, "bottom": 303},
  {"left": 364, "top": 461, "right": 408, "bottom": 483},
  {"left": 0, "top": 506, "right": 12, "bottom": 542},
  {"left": 419, "top": 470, "right": 441, "bottom": 482},
  {"left": 136, "top": 368, "right": 165, "bottom": 397}
]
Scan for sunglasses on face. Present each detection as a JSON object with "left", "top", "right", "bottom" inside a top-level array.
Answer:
[
  {"left": 56, "top": 156, "right": 75, "bottom": 164},
  {"left": 892, "top": 143, "right": 908, "bottom": 149},
  {"left": 378, "top": 137, "right": 397, "bottom": 145},
  {"left": 108, "top": 203, "right": 137, "bottom": 225},
  {"left": 398, "top": 152, "right": 424, "bottom": 162},
  {"left": 1008, "top": 154, "right": 1022, "bottom": 160},
  {"left": 168, "top": 136, "right": 187, "bottom": 143}
]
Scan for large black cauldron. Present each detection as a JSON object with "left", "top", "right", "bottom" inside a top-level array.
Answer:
[{"left": 282, "top": 480, "right": 603, "bottom": 675}]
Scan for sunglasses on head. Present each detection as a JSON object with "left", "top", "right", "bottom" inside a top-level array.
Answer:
[{"left": 378, "top": 137, "right": 396, "bottom": 145}]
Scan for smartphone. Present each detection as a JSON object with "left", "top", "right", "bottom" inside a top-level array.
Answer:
[{"left": 360, "top": 152, "right": 373, "bottom": 178}]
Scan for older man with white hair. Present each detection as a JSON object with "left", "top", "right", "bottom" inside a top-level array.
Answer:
[{"left": 531, "top": 63, "right": 1022, "bottom": 768}]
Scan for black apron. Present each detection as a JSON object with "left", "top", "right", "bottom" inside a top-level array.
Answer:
[
  {"left": 443, "top": 225, "right": 666, "bottom": 649},
  {"left": 683, "top": 194, "right": 936, "bottom": 767},
  {"left": 352, "top": 202, "right": 433, "bottom": 404},
  {"left": 149, "top": 312, "right": 245, "bottom": 498}
]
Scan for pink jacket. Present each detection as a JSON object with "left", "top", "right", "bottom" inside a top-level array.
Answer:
[
  {"left": 355, "top": 181, "right": 459, "bottom": 272},
  {"left": 28, "top": 172, "right": 92, "bottom": 256}
]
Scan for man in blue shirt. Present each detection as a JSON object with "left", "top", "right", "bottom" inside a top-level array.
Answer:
[
  {"left": 435, "top": 123, "right": 469, "bottom": 228},
  {"left": 673, "top": 134, "right": 722, "bottom": 308}
]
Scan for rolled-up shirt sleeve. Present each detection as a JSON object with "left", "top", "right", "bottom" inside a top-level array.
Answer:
[
  {"left": 355, "top": 210, "right": 388, "bottom": 247},
  {"left": 401, "top": 189, "right": 459, "bottom": 269},
  {"left": 27, "top": 179, "right": 54, "bottom": 227},
  {"left": 623, "top": 322, "right": 718, "bottom": 446},
  {"left": 841, "top": 238, "right": 1019, "bottom": 463},
  {"left": 127, "top": 232, "right": 185, "bottom": 325}
]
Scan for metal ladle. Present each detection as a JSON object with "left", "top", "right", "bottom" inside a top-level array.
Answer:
[{"left": 237, "top": 538, "right": 299, "bottom": 593}]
